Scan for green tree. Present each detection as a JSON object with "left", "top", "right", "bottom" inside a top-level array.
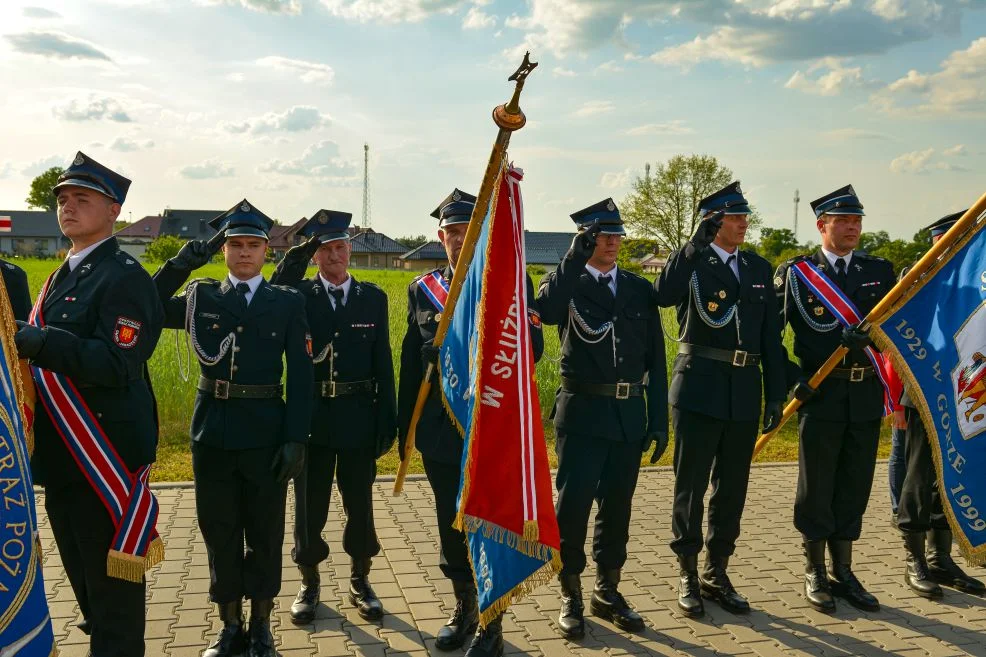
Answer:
[
  {"left": 396, "top": 234, "right": 429, "bottom": 250},
  {"left": 143, "top": 235, "right": 185, "bottom": 263},
  {"left": 620, "top": 155, "right": 735, "bottom": 253},
  {"left": 757, "top": 228, "right": 800, "bottom": 262},
  {"left": 616, "top": 237, "right": 659, "bottom": 275},
  {"left": 26, "top": 167, "right": 65, "bottom": 212},
  {"left": 858, "top": 230, "right": 891, "bottom": 253}
]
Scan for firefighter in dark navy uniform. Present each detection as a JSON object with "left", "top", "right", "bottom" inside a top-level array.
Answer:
[
  {"left": 655, "top": 182, "right": 785, "bottom": 618},
  {"left": 537, "top": 198, "right": 668, "bottom": 638},
  {"left": 895, "top": 211, "right": 985, "bottom": 599},
  {"left": 1, "top": 258, "right": 31, "bottom": 320},
  {"left": 397, "top": 188, "right": 543, "bottom": 657},
  {"left": 775, "top": 184, "right": 895, "bottom": 613},
  {"left": 153, "top": 200, "right": 313, "bottom": 657},
  {"left": 14, "top": 152, "right": 164, "bottom": 657},
  {"left": 269, "top": 209, "right": 397, "bottom": 624}
]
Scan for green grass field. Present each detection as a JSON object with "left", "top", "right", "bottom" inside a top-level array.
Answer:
[{"left": 13, "top": 257, "right": 890, "bottom": 481}]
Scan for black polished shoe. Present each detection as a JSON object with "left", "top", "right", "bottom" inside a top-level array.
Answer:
[
  {"left": 290, "top": 564, "right": 320, "bottom": 625},
  {"left": 557, "top": 573, "right": 585, "bottom": 639},
  {"left": 828, "top": 540, "right": 880, "bottom": 611},
  {"left": 436, "top": 580, "right": 479, "bottom": 651},
  {"left": 349, "top": 558, "right": 384, "bottom": 621},
  {"left": 677, "top": 555, "right": 704, "bottom": 618},
  {"left": 804, "top": 540, "right": 836, "bottom": 613},
  {"left": 247, "top": 598, "right": 277, "bottom": 657},
  {"left": 464, "top": 613, "right": 504, "bottom": 657},
  {"left": 926, "top": 528, "right": 985, "bottom": 595},
  {"left": 903, "top": 531, "right": 943, "bottom": 598},
  {"left": 699, "top": 555, "right": 750, "bottom": 614},
  {"left": 589, "top": 569, "right": 644, "bottom": 632},
  {"left": 203, "top": 600, "right": 247, "bottom": 657}
]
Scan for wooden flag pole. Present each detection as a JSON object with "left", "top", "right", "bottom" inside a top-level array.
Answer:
[
  {"left": 753, "top": 192, "right": 986, "bottom": 459},
  {"left": 393, "top": 53, "right": 538, "bottom": 495}
]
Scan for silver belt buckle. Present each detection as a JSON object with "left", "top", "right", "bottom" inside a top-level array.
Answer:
[
  {"left": 732, "top": 350, "right": 749, "bottom": 367},
  {"left": 850, "top": 366, "right": 866, "bottom": 383},
  {"left": 615, "top": 382, "right": 630, "bottom": 400},
  {"left": 214, "top": 379, "right": 230, "bottom": 400}
]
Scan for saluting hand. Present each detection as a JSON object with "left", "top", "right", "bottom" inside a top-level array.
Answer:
[
  {"left": 284, "top": 235, "right": 321, "bottom": 266},
  {"left": 14, "top": 320, "right": 46, "bottom": 359},
  {"left": 569, "top": 222, "right": 602, "bottom": 260},
  {"left": 689, "top": 211, "right": 724, "bottom": 251},
  {"left": 272, "top": 442, "right": 307, "bottom": 484},
  {"left": 170, "top": 239, "right": 214, "bottom": 271}
]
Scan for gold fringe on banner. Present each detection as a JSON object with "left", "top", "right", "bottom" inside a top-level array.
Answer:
[
  {"left": 106, "top": 536, "right": 165, "bottom": 583},
  {"left": 476, "top": 551, "right": 562, "bottom": 628}
]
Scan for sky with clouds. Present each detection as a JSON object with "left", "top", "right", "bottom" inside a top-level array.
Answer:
[{"left": 1, "top": 0, "right": 984, "bottom": 242}]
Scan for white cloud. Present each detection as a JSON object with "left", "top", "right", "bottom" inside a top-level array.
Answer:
[
  {"left": 4, "top": 30, "right": 111, "bottom": 61},
  {"left": 0, "top": 162, "right": 14, "bottom": 178},
  {"left": 255, "top": 56, "right": 335, "bottom": 85},
  {"left": 180, "top": 159, "right": 236, "bottom": 179},
  {"left": 23, "top": 7, "right": 62, "bottom": 19},
  {"left": 572, "top": 100, "right": 615, "bottom": 118},
  {"left": 463, "top": 6, "right": 495, "bottom": 29},
  {"left": 258, "top": 140, "right": 358, "bottom": 180},
  {"left": 600, "top": 167, "right": 635, "bottom": 189},
  {"left": 785, "top": 58, "right": 870, "bottom": 96},
  {"left": 221, "top": 106, "right": 329, "bottom": 134},
  {"left": 51, "top": 95, "right": 134, "bottom": 122},
  {"left": 595, "top": 60, "right": 623, "bottom": 73},
  {"left": 625, "top": 120, "right": 692, "bottom": 136},
  {"left": 888, "top": 147, "right": 967, "bottom": 175},
  {"left": 21, "top": 155, "right": 65, "bottom": 177},
  {"left": 199, "top": 0, "right": 301, "bottom": 14},
  {"left": 944, "top": 144, "right": 967, "bottom": 157},
  {"left": 552, "top": 66, "right": 576, "bottom": 77},
  {"left": 873, "top": 38, "right": 986, "bottom": 115},
  {"left": 320, "top": 0, "right": 468, "bottom": 23},
  {"left": 109, "top": 136, "right": 154, "bottom": 152}
]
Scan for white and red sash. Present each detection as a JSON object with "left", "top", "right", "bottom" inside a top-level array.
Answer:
[
  {"left": 790, "top": 259, "right": 894, "bottom": 415},
  {"left": 417, "top": 270, "right": 449, "bottom": 313},
  {"left": 29, "top": 269, "right": 163, "bottom": 582}
]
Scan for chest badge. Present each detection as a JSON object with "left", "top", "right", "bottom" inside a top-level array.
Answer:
[
  {"left": 707, "top": 301, "right": 719, "bottom": 312},
  {"left": 434, "top": 312, "right": 443, "bottom": 323},
  {"left": 814, "top": 306, "right": 825, "bottom": 316},
  {"left": 718, "top": 290, "right": 726, "bottom": 299}
]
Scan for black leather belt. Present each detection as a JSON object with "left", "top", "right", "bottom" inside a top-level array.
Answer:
[
  {"left": 198, "top": 376, "right": 283, "bottom": 400},
  {"left": 829, "top": 366, "right": 874, "bottom": 382},
  {"left": 679, "top": 343, "right": 761, "bottom": 367},
  {"left": 561, "top": 377, "right": 644, "bottom": 400},
  {"left": 317, "top": 379, "right": 376, "bottom": 398}
]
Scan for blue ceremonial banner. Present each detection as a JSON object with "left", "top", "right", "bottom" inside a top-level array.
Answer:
[
  {"left": 872, "top": 210, "right": 986, "bottom": 566},
  {"left": 1, "top": 278, "right": 56, "bottom": 656}
]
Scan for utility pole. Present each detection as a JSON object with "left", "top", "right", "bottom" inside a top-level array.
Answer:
[
  {"left": 362, "top": 143, "right": 371, "bottom": 231},
  {"left": 793, "top": 188, "right": 800, "bottom": 240}
]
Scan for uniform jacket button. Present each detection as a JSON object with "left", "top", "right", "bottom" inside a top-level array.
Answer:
[
  {"left": 62, "top": 313, "right": 68, "bottom": 318},
  {"left": 334, "top": 332, "right": 340, "bottom": 338},
  {"left": 271, "top": 331, "right": 277, "bottom": 337},
  {"left": 231, "top": 365, "right": 238, "bottom": 372},
  {"left": 236, "top": 326, "right": 244, "bottom": 333}
]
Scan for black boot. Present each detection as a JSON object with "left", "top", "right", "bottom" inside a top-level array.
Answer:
[
  {"left": 828, "top": 539, "right": 880, "bottom": 611},
  {"left": 903, "top": 531, "right": 943, "bottom": 598},
  {"left": 926, "top": 528, "right": 985, "bottom": 595},
  {"left": 290, "top": 564, "right": 320, "bottom": 625},
  {"left": 247, "top": 598, "right": 276, "bottom": 657},
  {"left": 804, "top": 540, "right": 836, "bottom": 613},
  {"left": 699, "top": 555, "right": 750, "bottom": 614},
  {"left": 557, "top": 573, "right": 585, "bottom": 639},
  {"left": 349, "top": 558, "right": 384, "bottom": 620},
  {"left": 677, "top": 555, "right": 704, "bottom": 618},
  {"left": 203, "top": 600, "right": 247, "bottom": 657},
  {"left": 464, "top": 613, "right": 504, "bottom": 657},
  {"left": 436, "top": 580, "right": 479, "bottom": 651},
  {"left": 589, "top": 569, "right": 644, "bottom": 632}
]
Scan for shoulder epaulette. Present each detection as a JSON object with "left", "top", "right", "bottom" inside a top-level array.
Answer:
[{"left": 113, "top": 250, "right": 141, "bottom": 267}]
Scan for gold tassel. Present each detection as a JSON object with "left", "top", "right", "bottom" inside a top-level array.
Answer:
[
  {"left": 523, "top": 520, "right": 539, "bottom": 542},
  {"left": 107, "top": 538, "right": 165, "bottom": 583}
]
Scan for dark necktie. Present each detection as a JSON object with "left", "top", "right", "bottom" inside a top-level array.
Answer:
[
  {"left": 598, "top": 274, "right": 613, "bottom": 296},
  {"left": 726, "top": 254, "right": 739, "bottom": 281},
  {"left": 329, "top": 288, "right": 345, "bottom": 310},
  {"left": 235, "top": 282, "right": 250, "bottom": 309},
  {"left": 834, "top": 258, "right": 847, "bottom": 288}
]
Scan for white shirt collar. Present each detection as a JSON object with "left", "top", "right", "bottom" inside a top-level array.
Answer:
[
  {"left": 584, "top": 263, "right": 618, "bottom": 294},
  {"left": 319, "top": 272, "right": 352, "bottom": 304},
  {"left": 227, "top": 273, "right": 264, "bottom": 294},
  {"left": 821, "top": 247, "right": 853, "bottom": 270},
  {"left": 66, "top": 236, "right": 113, "bottom": 272},
  {"left": 709, "top": 242, "right": 738, "bottom": 265}
]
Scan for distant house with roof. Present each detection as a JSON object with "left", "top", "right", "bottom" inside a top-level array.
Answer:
[
  {"left": 636, "top": 253, "right": 668, "bottom": 274},
  {"left": 524, "top": 230, "right": 574, "bottom": 266},
  {"left": 350, "top": 229, "right": 407, "bottom": 269},
  {"left": 114, "top": 215, "right": 164, "bottom": 257},
  {"left": 159, "top": 209, "right": 223, "bottom": 241},
  {"left": 268, "top": 218, "right": 307, "bottom": 259},
  {"left": 0, "top": 210, "right": 70, "bottom": 257},
  {"left": 399, "top": 241, "right": 447, "bottom": 271}
]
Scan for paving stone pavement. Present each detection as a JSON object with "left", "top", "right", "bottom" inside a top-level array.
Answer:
[{"left": 37, "top": 462, "right": 986, "bottom": 657}]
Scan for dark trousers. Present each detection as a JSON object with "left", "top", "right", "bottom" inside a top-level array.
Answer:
[
  {"left": 423, "top": 457, "right": 472, "bottom": 582},
  {"left": 889, "top": 426, "right": 907, "bottom": 515},
  {"left": 555, "top": 429, "right": 642, "bottom": 576},
  {"left": 670, "top": 407, "right": 758, "bottom": 557},
  {"left": 795, "top": 415, "right": 880, "bottom": 541},
  {"left": 897, "top": 407, "right": 948, "bottom": 533},
  {"left": 191, "top": 442, "right": 287, "bottom": 602},
  {"left": 46, "top": 483, "right": 145, "bottom": 657},
  {"left": 292, "top": 445, "right": 380, "bottom": 566}
]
